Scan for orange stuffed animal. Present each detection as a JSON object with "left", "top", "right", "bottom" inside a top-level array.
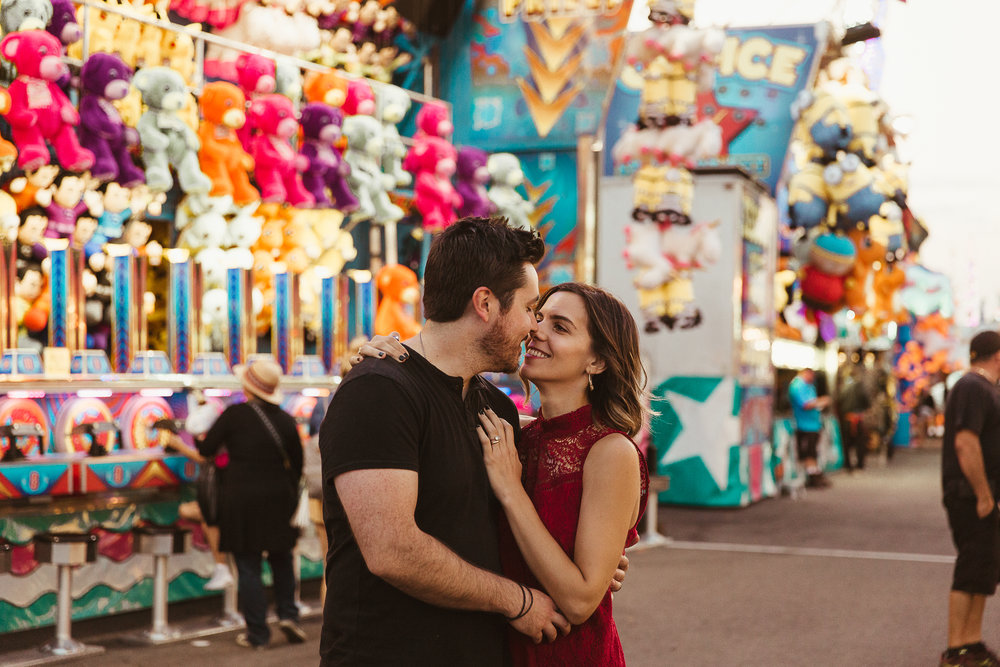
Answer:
[
  {"left": 869, "top": 261, "right": 907, "bottom": 335},
  {"left": 844, "top": 229, "right": 885, "bottom": 317},
  {"left": 198, "top": 81, "right": 259, "bottom": 205},
  {"left": 304, "top": 70, "right": 349, "bottom": 109},
  {"left": 375, "top": 264, "right": 421, "bottom": 340}
]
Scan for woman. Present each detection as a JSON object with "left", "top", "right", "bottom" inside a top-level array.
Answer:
[
  {"left": 197, "top": 358, "right": 306, "bottom": 650},
  {"left": 361, "top": 283, "right": 648, "bottom": 664}
]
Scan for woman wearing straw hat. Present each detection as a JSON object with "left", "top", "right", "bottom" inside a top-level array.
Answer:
[{"left": 196, "top": 358, "right": 307, "bottom": 650}]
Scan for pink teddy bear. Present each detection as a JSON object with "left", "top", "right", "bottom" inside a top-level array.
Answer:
[
  {"left": 0, "top": 30, "right": 94, "bottom": 172},
  {"left": 247, "top": 94, "right": 315, "bottom": 208},
  {"left": 342, "top": 78, "right": 375, "bottom": 116},
  {"left": 411, "top": 136, "right": 461, "bottom": 232},
  {"left": 414, "top": 101, "right": 453, "bottom": 140}
]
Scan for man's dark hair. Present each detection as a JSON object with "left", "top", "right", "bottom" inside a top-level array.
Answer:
[{"left": 423, "top": 216, "right": 545, "bottom": 322}]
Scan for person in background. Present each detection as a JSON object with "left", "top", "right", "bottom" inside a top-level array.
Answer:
[
  {"left": 789, "top": 367, "right": 832, "bottom": 488},
  {"left": 161, "top": 389, "right": 232, "bottom": 590},
  {"left": 200, "top": 358, "right": 306, "bottom": 650},
  {"left": 836, "top": 360, "right": 873, "bottom": 473},
  {"left": 940, "top": 331, "right": 1000, "bottom": 667}
]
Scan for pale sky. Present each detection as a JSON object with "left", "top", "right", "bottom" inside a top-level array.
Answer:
[{"left": 629, "top": 0, "right": 1000, "bottom": 325}]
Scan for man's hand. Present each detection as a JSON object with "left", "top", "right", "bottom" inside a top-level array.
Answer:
[
  {"left": 508, "top": 587, "right": 571, "bottom": 644},
  {"left": 977, "top": 495, "right": 997, "bottom": 519},
  {"left": 610, "top": 553, "right": 629, "bottom": 593}
]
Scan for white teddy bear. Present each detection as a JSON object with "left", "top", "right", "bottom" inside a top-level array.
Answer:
[{"left": 487, "top": 153, "right": 534, "bottom": 230}]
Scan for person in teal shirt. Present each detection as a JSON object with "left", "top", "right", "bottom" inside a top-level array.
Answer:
[{"left": 789, "top": 368, "right": 831, "bottom": 487}]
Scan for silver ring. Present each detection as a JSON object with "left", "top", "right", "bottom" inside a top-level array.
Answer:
[
  {"left": 390, "top": 332, "right": 400, "bottom": 341},
  {"left": 490, "top": 436, "right": 500, "bottom": 444}
]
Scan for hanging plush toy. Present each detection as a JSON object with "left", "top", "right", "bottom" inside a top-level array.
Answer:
[
  {"left": 247, "top": 94, "right": 315, "bottom": 208},
  {"left": 235, "top": 52, "right": 277, "bottom": 97},
  {"left": 342, "top": 78, "right": 376, "bottom": 116},
  {"left": 7, "top": 165, "right": 59, "bottom": 212},
  {"left": 342, "top": 114, "right": 404, "bottom": 223},
  {"left": 375, "top": 263, "right": 421, "bottom": 340},
  {"left": 299, "top": 102, "right": 359, "bottom": 211},
  {"left": 1, "top": 30, "right": 95, "bottom": 172},
  {"left": 197, "top": 81, "right": 259, "bottom": 205},
  {"left": 455, "top": 147, "right": 494, "bottom": 218},
  {"left": 412, "top": 101, "right": 452, "bottom": 140},
  {"left": 789, "top": 89, "right": 853, "bottom": 164},
  {"left": 799, "top": 233, "right": 856, "bottom": 313},
  {"left": 303, "top": 69, "right": 349, "bottom": 108},
  {"left": 85, "top": 182, "right": 132, "bottom": 257},
  {"left": 274, "top": 59, "right": 304, "bottom": 104},
  {"left": 411, "top": 136, "right": 462, "bottom": 232},
  {"left": 786, "top": 161, "right": 828, "bottom": 230},
  {"left": 486, "top": 153, "right": 534, "bottom": 230},
  {"left": 234, "top": 53, "right": 277, "bottom": 150},
  {"left": 843, "top": 228, "right": 884, "bottom": 317},
  {"left": 376, "top": 85, "right": 412, "bottom": 188},
  {"left": 133, "top": 67, "right": 213, "bottom": 196},
  {"left": 44, "top": 171, "right": 101, "bottom": 239},
  {"left": 0, "top": 0, "right": 52, "bottom": 34},
  {"left": 47, "top": 0, "right": 81, "bottom": 46},
  {"left": 823, "top": 153, "right": 889, "bottom": 232},
  {"left": 79, "top": 52, "right": 145, "bottom": 187}
]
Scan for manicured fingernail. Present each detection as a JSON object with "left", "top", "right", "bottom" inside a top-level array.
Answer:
[
  {"left": 378, "top": 352, "right": 385, "bottom": 357},
  {"left": 399, "top": 354, "right": 407, "bottom": 361}
]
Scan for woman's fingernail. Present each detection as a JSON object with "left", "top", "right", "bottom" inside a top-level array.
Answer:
[
  {"left": 399, "top": 354, "right": 407, "bottom": 361},
  {"left": 378, "top": 352, "right": 385, "bottom": 358}
]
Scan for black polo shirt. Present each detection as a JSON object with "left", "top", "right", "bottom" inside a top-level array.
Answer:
[
  {"left": 318, "top": 345, "right": 520, "bottom": 666},
  {"left": 943, "top": 371, "right": 1000, "bottom": 486}
]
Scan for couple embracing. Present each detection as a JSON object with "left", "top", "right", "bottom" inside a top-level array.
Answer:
[{"left": 319, "top": 216, "right": 650, "bottom": 666}]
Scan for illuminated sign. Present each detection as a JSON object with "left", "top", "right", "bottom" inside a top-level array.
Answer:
[{"left": 498, "top": 0, "right": 623, "bottom": 22}]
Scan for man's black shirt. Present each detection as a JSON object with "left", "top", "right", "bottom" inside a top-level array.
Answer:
[
  {"left": 942, "top": 372, "right": 1000, "bottom": 486},
  {"left": 319, "top": 345, "right": 520, "bottom": 666}
]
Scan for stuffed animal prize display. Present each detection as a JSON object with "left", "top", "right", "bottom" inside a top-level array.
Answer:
[{"left": 611, "top": 0, "right": 724, "bottom": 332}]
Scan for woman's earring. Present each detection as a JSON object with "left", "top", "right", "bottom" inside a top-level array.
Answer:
[{"left": 587, "top": 373, "right": 594, "bottom": 392}]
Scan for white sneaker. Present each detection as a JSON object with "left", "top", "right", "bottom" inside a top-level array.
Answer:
[{"left": 204, "top": 563, "right": 234, "bottom": 590}]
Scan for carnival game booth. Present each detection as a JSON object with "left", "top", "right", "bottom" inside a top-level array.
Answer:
[
  {"left": 0, "top": 0, "right": 462, "bottom": 649},
  {"left": 598, "top": 166, "right": 778, "bottom": 508}
]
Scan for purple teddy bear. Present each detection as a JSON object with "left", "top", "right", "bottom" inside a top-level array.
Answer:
[
  {"left": 455, "top": 146, "right": 494, "bottom": 218},
  {"left": 299, "top": 102, "right": 359, "bottom": 212},
  {"left": 78, "top": 52, "right": 145, "bottom": 187},
  {"left": 47, "top": 0, "right": 81, "bottom": 45}
]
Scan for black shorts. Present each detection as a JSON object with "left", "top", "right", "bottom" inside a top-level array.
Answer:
[
  {"left": 944, "top": 491, "right": 1000, "bottom": 595},
  {"left": 795, "top": 430, "right": 820, "bottom": 461}
]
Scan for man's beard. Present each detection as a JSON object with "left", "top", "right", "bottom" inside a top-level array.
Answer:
[{"left": 478, "top": 316, "right": 524, "bottom": 374}]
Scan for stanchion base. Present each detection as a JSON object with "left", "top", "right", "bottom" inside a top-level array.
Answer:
[
  {"left": 629, "top": 532, "right": 673, "bottom": 551},
  {"left": 118, "top": 613, "right": 246, "bottom": 646},
  {"left": 1, "top": 640, "right": 105, "bottom": 666},
  {"left": 120, "top": 625, "right": 183, "bottom": 646}
]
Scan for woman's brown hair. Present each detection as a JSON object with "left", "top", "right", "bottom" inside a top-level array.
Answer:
[{"left": 531, "top": 283, "right": 648, "bottom": 437}]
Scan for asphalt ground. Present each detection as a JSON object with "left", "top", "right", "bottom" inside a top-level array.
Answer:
[{"left": 0, "top": 446, "right": 968, "bottom": 666}]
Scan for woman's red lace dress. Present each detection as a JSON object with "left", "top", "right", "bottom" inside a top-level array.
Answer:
[{"left": 499, "top": 405, "right": 649, "bottom": 666}]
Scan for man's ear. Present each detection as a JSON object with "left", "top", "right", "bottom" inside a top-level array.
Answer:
[{"left": 471, "top": 286, "right": 492, "bottom": 322}]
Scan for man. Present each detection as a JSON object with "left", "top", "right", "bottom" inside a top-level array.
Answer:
[
  {"left": 319, "top": 217, "right": 570, "bottom": 666},
  {"left": 835, "top": 360, "right": 873, "bottom": 472},
  {"left": 788, "top": 367, "right": 832, "bottom": 488},
  {"left": 940, "top": 331, "right": 1000, "bottom": 667}
]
